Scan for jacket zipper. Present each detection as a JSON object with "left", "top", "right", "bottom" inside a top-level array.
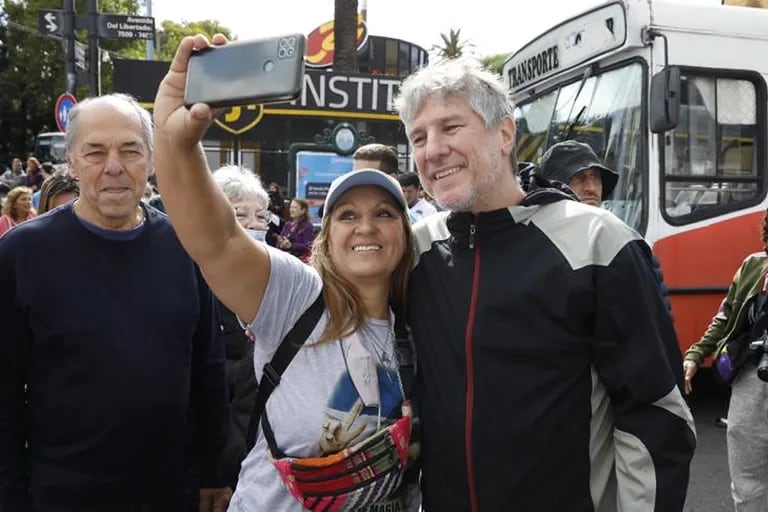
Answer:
[{"left": 464, "top": 219, "right": 480, "bottom": 512}]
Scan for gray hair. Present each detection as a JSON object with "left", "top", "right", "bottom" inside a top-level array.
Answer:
[
  {"left": 212, "top": 165, "right": 269, "bottom": 208},
  {"left": 66, "top": 93, "right": 154, "bottom": 158},
  {"left": 394, "top": 57, "right": 515, "bottom": 131}
]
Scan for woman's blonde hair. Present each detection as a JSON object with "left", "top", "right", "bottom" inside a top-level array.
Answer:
[
  {"left": 2, "top": 186, "right": 33, "bottom": 220},
  {"left": 311, "top": 197, "right": 414, "bottom": 344}
]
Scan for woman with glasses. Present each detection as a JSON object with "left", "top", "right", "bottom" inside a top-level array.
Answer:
[
  {"left": 214, "top": 165, "right": 270, "bottom": 242},
  {"left": 211, "top": 165, "right": 272, "bottom": 489}
]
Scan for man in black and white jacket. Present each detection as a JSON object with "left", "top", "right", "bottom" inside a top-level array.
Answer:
[{"left": 393, "top": 58, "right": 696, "bottom": 512}]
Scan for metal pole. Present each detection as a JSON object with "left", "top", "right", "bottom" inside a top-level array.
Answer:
[
  {"left": 63, "top": 0, "right": 77, "bottom": 94},
  {"left": 145, "top": 0, "right": 155, "bottom": 60},
  {"left": 87, "top": 0, "right": 100, "bottom": 96}
]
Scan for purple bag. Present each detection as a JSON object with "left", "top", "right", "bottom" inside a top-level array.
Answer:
[
  {"left": 713, "top": 335, "right": 752, "bottom": 386},
  {"left": 714, "top": 350, "right": 736, "bottom": 384}
]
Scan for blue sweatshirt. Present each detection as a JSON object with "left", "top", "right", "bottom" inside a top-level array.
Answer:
[{"left": 0, "top": 203, "right": 227, "bottom": 509}]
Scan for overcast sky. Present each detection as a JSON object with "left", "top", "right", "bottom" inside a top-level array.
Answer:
[{"left": 151, "top": 0, "right": 721, "bottom": 58}]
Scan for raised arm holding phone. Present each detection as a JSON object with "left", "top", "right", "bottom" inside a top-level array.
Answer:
[{"left": 153, "top": 35, "right": 420, "bottom": 511}]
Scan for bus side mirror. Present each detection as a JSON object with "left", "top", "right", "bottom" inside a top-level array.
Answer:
[{"left": 650, "top": 66, "right": 681, "bottom": 133}]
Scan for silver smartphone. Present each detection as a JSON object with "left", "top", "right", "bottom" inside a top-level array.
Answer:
[{"left": 184, "top": 34, "right": 306, "bottom": 108}]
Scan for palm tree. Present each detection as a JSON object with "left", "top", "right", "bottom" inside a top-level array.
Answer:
[
  {"left": 431, "top": 28, "right": 474, "bottom": 60},
  {"left": 333, "top": 0, "right": 358, "bottom": 72}
]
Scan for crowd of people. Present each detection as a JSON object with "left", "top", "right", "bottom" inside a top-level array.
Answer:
[
  {"left": 22, "top": 30, "right": 768, "bottom": 512},
  {"left": 0, "top": 156, "right": 80, "bottom": 237}
]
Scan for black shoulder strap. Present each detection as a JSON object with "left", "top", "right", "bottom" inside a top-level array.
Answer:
[
  {"left": 393, "top": 302, "right": 415, "bottom": 398},
  {"left": 254, "top": 297, "right": 416, "bottom": 459},
  {"left": 244, "top": 292, "right": 325, "bottom": 452},
  {"left": 753, "top": 267, "right": 768, "bottom": 314}
]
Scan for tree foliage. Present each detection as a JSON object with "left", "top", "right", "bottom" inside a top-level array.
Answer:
[
  {"left": 480, "top": 53, "right": 511, "bottom": 76},
  {"left": 154, "top": 19, "right": 234, "bottom": 62},
  {"left": 0, "top": 0, "right": 232, "bottom": 166},
  {"left": 431, "top": 28, "right": 473, "bottom": 61}
]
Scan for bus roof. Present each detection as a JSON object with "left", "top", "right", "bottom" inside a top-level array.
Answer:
[
  {"left": 503, "top": 0, "right": 768, "bottom": 95},
  {"left": 652, "top": 0, "right": 768, "bottom": 42}
]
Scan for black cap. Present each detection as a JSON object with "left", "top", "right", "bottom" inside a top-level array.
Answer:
[{"left": 538, "top": 141, "right": 619, "bottom": 199}]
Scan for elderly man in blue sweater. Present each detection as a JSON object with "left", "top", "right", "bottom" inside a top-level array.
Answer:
[{"left": 0, "top": 93, "right": 230, "bottom": 512}]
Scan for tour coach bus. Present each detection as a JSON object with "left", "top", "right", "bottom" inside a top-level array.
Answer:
[{"left": 503, "top": 0, "right": 768, "bottom": 357}]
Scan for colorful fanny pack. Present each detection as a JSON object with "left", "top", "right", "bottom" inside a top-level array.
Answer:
[
  {"left": 267, "top": 402, "right": 413, "bottom": 512},
  {"left": 244, "top": 294, "right": 418, "bottom": 511}
]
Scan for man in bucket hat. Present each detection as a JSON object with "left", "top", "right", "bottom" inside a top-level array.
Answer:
[{"left": 539, "top": 140, "right": 619, "bottom": 206}]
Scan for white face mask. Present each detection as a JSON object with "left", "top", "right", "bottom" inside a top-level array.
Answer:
[{"left": 246, "top": 228, "right": 267, "bottom": 243}]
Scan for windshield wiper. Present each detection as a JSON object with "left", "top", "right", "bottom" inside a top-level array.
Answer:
[
  {"left": 565, "top": 106, "right": 586, "bottom": 140},
  {"left": 559, "top": 66, "right": 593, "bottom": 142}
]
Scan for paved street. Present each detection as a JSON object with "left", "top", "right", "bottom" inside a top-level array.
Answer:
[{"left": 685, "top": 371, "right": 732, "bottom": 512}]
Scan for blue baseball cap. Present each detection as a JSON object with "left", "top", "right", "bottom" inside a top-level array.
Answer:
[{"left": 324, "top": 169, "right": 408, "bottom": 213}]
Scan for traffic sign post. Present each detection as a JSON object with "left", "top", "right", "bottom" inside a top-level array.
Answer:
[
  {"left": 87, "top": 0, "right": 100, "bottom": 97},
  {"left": 98, "top": 14, "right": 155, "bottom": 41},
  {"left": 55, "top": 93, "right": 78, "bottom": 133},
  {"left": 38, "top": 4, "right": 156, "bottom": 96},
  {"left": 37, "top": 10, "right": 64, "bottom": 36}
]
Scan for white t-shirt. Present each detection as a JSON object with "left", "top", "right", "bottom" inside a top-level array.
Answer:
[{"left": 229, "top": 247, "right": 416, "bottom": 511}]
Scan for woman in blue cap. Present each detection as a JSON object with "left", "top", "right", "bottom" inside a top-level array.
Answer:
[{"left": 151, "top": 34, "right": 420, "bottom": 512}]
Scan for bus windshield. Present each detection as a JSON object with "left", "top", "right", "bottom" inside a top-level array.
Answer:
[{"left": 514, "top": 62, "right": 645, "bottom": 231}]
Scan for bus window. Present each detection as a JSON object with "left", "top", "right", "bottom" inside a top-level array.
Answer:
[
  {"left": 662, "top": 74, "right": 762, "bottom": 221},
  {"left": 515, "top": 91, "right": 558, "bottom": 162},
  {"left": 515, "top": 91, "right": 557, "bottom": 163}
]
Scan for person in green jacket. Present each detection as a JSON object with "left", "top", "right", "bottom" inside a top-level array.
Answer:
[{"left": 683, "top": 209, "right": 768, "bottom": 512}]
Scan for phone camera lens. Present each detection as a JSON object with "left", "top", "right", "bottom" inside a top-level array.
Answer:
[{"left": 277, "top": 37, "right": 296, "bottom": 59}]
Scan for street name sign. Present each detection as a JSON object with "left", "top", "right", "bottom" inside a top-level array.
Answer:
[
  {"left": 55, "top": 92, "right": 78, "bottom": 132},
  {"left": 98, "top": 15, "right": 155, "bottom": 40},
  {"left": 37, "top": 9, "right": 64, "bottom": 36}
]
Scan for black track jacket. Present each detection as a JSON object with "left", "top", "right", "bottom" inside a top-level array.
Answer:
[{"left": 408, "top": 174, "right": 696, "bottom": 511}]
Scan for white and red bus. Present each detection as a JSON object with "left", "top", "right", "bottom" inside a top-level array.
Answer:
[{"left": 504, "top": 0, "right": 768, "bottom": 357}]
